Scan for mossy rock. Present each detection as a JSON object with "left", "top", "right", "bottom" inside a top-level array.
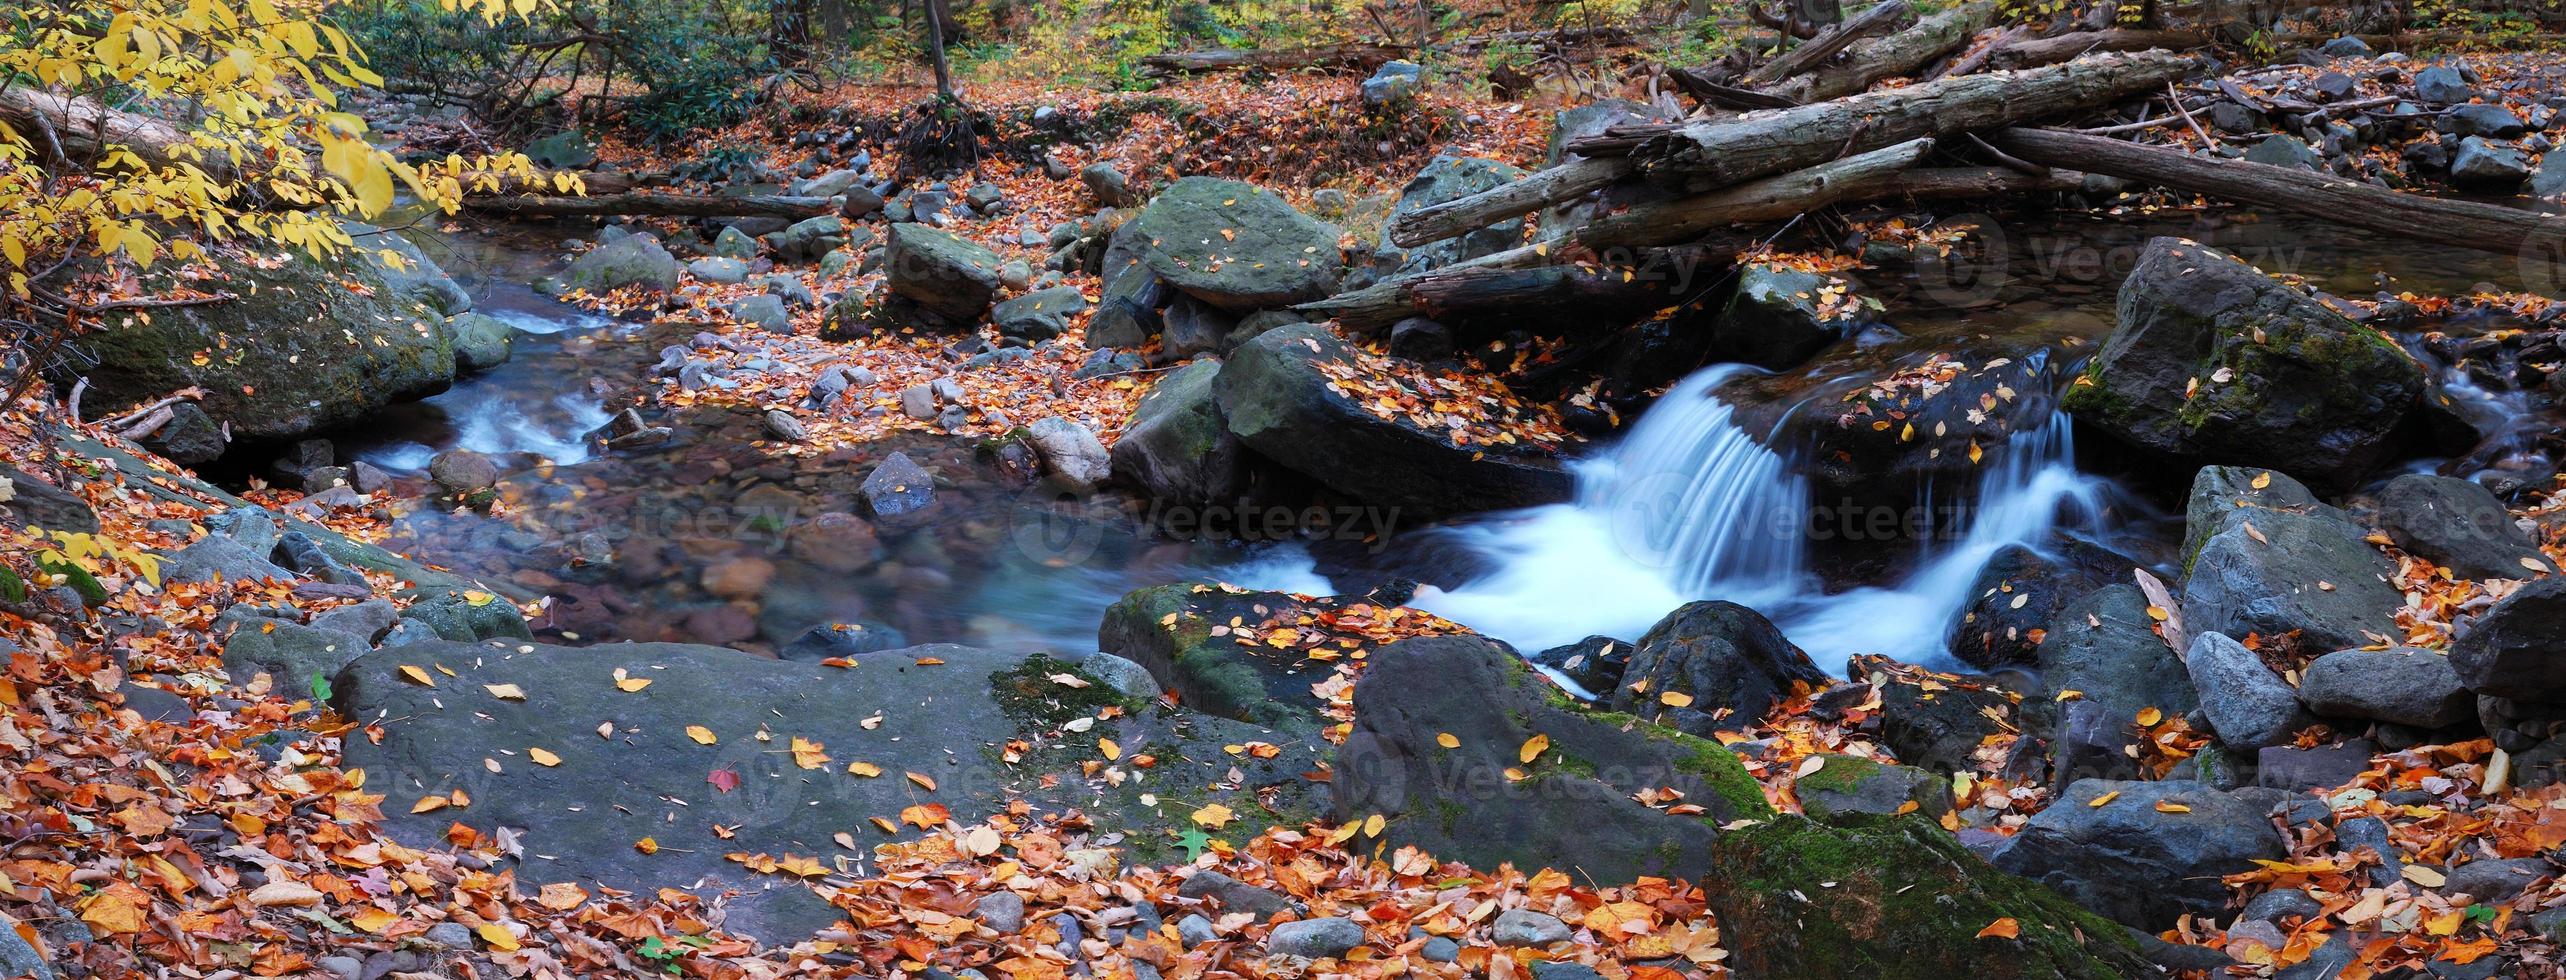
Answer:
[
  {"left": 1096, "top": 584, "right": 1329, "bottom": 731},
  {"left": 1335, "top": 634, "right": 1772, "bottom": 884},
  {"left": 1126, "top": 176, "right": 1343, "bottom": 312},
  {"left": 1706, "top": 813, "right": 2153, "bottom": 979},
  {"left": 2061, "top": 237, "right": 2423, "bottom": 491},
  {"left": 1795, "top": 754, "right": 1954, "bottom": 822}
]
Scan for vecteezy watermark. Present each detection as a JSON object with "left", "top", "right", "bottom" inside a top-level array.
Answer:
[
  {"left": 1000, "top": 484, "right": 1405, "bottom": 567},
  {"left": 1913, "top": 212, "right": 2327, "bottom": 308}
]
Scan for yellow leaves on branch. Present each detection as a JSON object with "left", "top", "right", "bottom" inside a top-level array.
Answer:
[{"left": 0, "top": 0, "right": 565, "bottom": 289}]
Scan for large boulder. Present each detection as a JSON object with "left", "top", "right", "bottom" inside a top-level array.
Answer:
[
  {"left": 1126, "top": 177, "right": 1343, "bottom": 312},
  {"left": 1334, "top": 635, "right": 1770, "bottom": 883},
  {"left": 2376, "top": 473, "right": 2551, "bottom": 579},
  {"left": 563, "top": 234, "right": 682, "bottom": 294},
  {"left": 0, "top": 467, "right": 97, "bottom": 534},
  {"left": 1607, "top": 601, "right": 1826, "bottom": 736},
  {"left": 883, "top": 223, "right": 1005, "bottom": 325},
  {"left": 1707, "top": 814, "right": 2153, "bottom": 979},
  {"left": 2185, "top": 631, "right": 2315, "bottom": 750},
  {"left": 1378, "top": 155, "right": 1527, "bottom": 276},
  {"left": 2452, "top": 576, "right": 2566, "bottom": 702},
  {"left": 2061, "top": 238, "right": 2424, "bottom": 490},
  {"left": 66, "top": 234, "right": 463, "bottom": 444},
  {"left": 1108, "top": 359, "right": 1242, "bottom": 505},
  {"left": 1948, "top": 539, "right": 2127, "bottom": 670},
  {"left": 2298, "top": 647, "right": 2473, "bottom": 729},
  {"left": 1218, "top": 324, "right": 1570, "bottom": 516},
  {"left": 1712, "top": 263, "right": 1864, "bottom": 369},
  {"left": 445, "top": 312, "right": 514, "bottom": 373},
  {"left": 2181, "top": 467, "right": 2402, "bottom": 656},
  {"left": 2036, "top": 585, "right": 2198, "bottom": 730},
  {"left": 1993, "top": 779, "right": 2287, "bottom": 929},
  {"left": 1097, "top": 585, "right": 1331, "bottom": 729}
]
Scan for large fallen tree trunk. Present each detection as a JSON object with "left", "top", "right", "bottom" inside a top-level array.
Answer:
[
  {"left": 1990, "top": 28, "right": 2208, "bottom": 69},
  {"left": 1618, "top": 50, "right": 2194, "bottom": 191},
  {"left": 1877, "top": 165, "right": 2085, "bottom": 198},
  {"left": 1391, "top": 49, "right": 2188, "bottom": 248},
  {"left": 1766, "top": 1, "right": 1996, "bottom": 103},
  {"left": 1989, "top": 127, "right": 2566, "bottom": 261},
  {"left": 1485, "top": 139, "right": 1936, "bottom": 260},
  {"left": 1138, "top": 42, "right": 1407, "bottom": 75},
  {"left": 1746, "top": 0, "right": 1915, "bottom": 86},
  {"left": 1386, "top": 156, "right": 1632, "bottom": 250},
  {"left": 1, "top": 87, "right": 211, "bottom": 175},
  {"left": 1297, "top": 241, "right": 1757, "bottom": 332},
  {"left": 459, "top": 191, "right": 837, "bottom": 219}
]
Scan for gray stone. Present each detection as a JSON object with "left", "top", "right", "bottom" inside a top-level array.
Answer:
[
  {"left": 688, "top": 257, "right": 750, "bottom": 285},
  {"left": 729, "top": 294, "right": 793, "bottom": 334},
  {"left": 858, "top": 451, "right": 935, "bottom": 519},
  {"left": 1177, "top": 914, "right": 1217, "bottom": 948},
  {"left": 397, "top": 586, "right": 532, "bottom": 643},
  {"left": 2379, "top": 473, "right": 2550, "bottom": 579},
  {"left": 310, "top": 598, "right": 399, "bottom": 643},
  {"left": 0, "top": 905, "right": 54, "bottom": 979},
  {"left": 2441, "top": 857, "right": 2548, "bottom": 902},
  {"left": 166, "top": 534, "right": 291, "bottom": 585},
  {"left": 523, "top": 129, "right": 596, "bottom": 169},
  {"left": 2244, "top": 134, "right": 2324, "bottom": 171},
  {"left": 1381, "top": 155, "right": 1527, "bottom": 275},
  {"left": 1794, "top": 755, "right": 1955, "bottom": 822},
  {"left": 2336, "top": 814, "right": 2403, "bottom": 887},
  {"left": 1177, "top": 870, "right": 1293, "bottom": 919},
  {"left": 713, "top": 225, "right": 759, "bottom": 259},
  {"left": 2039, "top": 585, "right": 2198, "bottom": 726},
  {"left": 991, "top": 286, "right": 1089, "bottom": 342},
  {"left": 884, "top": 223, "right": 1005, "bottom": 324},
  {"left": 2298, "top": 647, "right": 2472, "bottom": 728},
  {"left": 2414, "top": 65, "right": 2473, "bottom": 103},
  {"left": 2453, "top": 576, "right": 2566, "bottom": 700},
  {"left": 1993, "top": 779, "right": 2287, "bottom": 929},
  {"left": 0, "top": 467, "right": 96, "bottom": 533},
  {"left": 446, "top": 312, "right": 515, "bottom": 372},
  {"left": 1024, "top": 417, "right": 1110, "bottom": 494},
  {"left": 2444, "top": 103, "right": 2527, "bottom": 138},
  {"left": 2183, "top": 470, "right": 2402, "bottom": 657},
  {"left": 423, "top": 922, "right": 473, "bottom": 950},
  {"left": 222, "top": 620, "right": 369, "bottom": 689},
  {"left": 1076, "top": 652, "right": 1162, "bottom": 700},
  {"left": 1491, "top": 909, "right": 1570, "bottom": 947},
  {"left": 1266, "top": 916, "right": 1365, "bottom": 960},
  {"left": 1081, "top": 163, "right": 1138, "bottom": 208},
  {"left": 768, "top": 215, "right": 848, "bottom": 261},
  {"left": 2188, "top": 632, "right": 2315, "bottom": 749},
  {"left": 1127, "top": 177, "right": 1341, "bottom": 312},
  {"left": 2258, "top": 741, "right": 2378, "bottom": 792},
  {"left": 565, "top": 234, "right": 682, "bottom": 293},
  {"left": 428, "top": 449, "right": 499, "bottom": 495},
  {"left": 1110, "top": 359, "right": 1239, "bottom": 506},
  {"left": 2452, "top": 137, "right": 2530, "bottom": 188},
  {"left": 1360, "top": 61, "right": 1424, "bottom": 108},
  {"left": 2243, "top": 887, "right": 2323, "bottom": 923},
  {"left": 1713, "top": 263, "right": 1860, "bottom": 369},
  {"left": 974, "top": 891, "right": 1027, "bottom": 933}
]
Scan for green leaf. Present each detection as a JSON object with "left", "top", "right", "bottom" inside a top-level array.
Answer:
[
  {"left": 1173, "top": 828, "right": 1213, "bottom": 860},
  {"left": 310, "top": 671, "right": 334, "bottom": 702}
]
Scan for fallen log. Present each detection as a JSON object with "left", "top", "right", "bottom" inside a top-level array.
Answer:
[
  {"left": 1386, "top": 155, "right": 1633, "bottom": 249},
  {"left": 1137, "top": 42, "right": 1408, "bottom": 75},
  {"left": 1746, "top": 0, "right": 1915, "bottom": 86},
  {"left": 1989, "top": 28, "right": 2208, "bottom": 69},
  {"left": 1878, "top": 165, "right": 2085, "bottom": 198},
  {"left": 1619, "top": 50, "right": 2194, "bottom": 191},
  {"left": 459, "top": 191, "right": 837, "bottom": 219},
  {"left": 1766, "top": 0, "right": 1996, "bottom": 103},
  {"left": 1988, "top": 127, "right": 2566, "bottom": 262},
  {"left": 1, "top": 86, "right": 211, "bottom": 175},
  {"left": 1297, "top": 241, "right": 1755, "bottom": 332},
  {"left": 1503, "top": 139, "right": 1937, "bottom": 257}
]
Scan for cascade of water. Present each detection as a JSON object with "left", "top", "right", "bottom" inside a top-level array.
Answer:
[{"left": 1413, "top": 361, "right": 2123, "bottom": 670}]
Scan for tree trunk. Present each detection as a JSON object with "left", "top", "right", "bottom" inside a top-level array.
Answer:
[
  {"left": 1618, "top": 49, "right": 2193, "bottom": 191},
  {"left": 1386, "top": 156, "right": 1634, "bottom": 249},
  {"left": 1295, "top": 251, "right": 1749, "bottom": 333},
  {"left": 923, "top": 0, "right": 955, "bottom": 99},
  {"left": 1989, "top": 28, "right": 2207, "bottom": 69},
  {"left": 1137, "top": 42, "right": 1410, "bottom": 75},
  {"left": 0, "top": 86, "right": 208, "bottom": 176},
  {"left": 1989, "top": 127, "right": 2566, "bottom": 264},
  {"left": 1747, "top": 0, "right": 1913, "bottom": 86},
  {"left": 1765, "top": 1, "right": 1995, "bottom": 103},
  {"left": 1497, "top": 139, "right": 1937, "bottom": 258},
  {"left": 458, "top": 191, "right": 838, "bottom": 219}
]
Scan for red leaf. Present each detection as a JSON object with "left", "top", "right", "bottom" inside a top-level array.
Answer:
[{"left": 708, "top": 767, "right": 741, "bottom": 793}]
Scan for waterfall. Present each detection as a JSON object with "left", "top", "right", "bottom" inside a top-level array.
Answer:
[{"left": 1413, "top": 361, "right": 2121, "bottom": 671}]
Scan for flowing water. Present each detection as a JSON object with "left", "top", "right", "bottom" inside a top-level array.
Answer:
[{"left": 343, "top": 207, "right": 2554, "bottom": 673}]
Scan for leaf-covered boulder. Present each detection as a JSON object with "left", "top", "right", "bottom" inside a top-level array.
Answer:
[
  {"left": 1335, "top": 634, "right": 1770, "bottom": 883},
  {"left": 1991, "top": 778, "right": 2286, "bottom": 929},
  {"left": 2062, "top": 238, "right": 2424, "bottom": 490},
  {"left": 1095, "top": 584, "right": 1329, "bottom": 730},
  {"left": 2180, "top": 466, "right": 2400, "bottom": 657},
  {"left": 64, "top": 231, "right": 462, "bottom": 445},
  {"left": 1607, "top": 601, "right": 1827, "bottom": 737},
  {"left": 1127, "top": 177, "right": 1343, "bottom": 312},
  {"left": 1218, "top": 324, "right": 1571, "bottom": 516},
  {"left": 1707, "top": 813, "right": 2154, "bottom": 979}
]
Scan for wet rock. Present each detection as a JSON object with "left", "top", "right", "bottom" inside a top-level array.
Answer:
[
  {"left": 1128, "top": 177, "right": 1341, "bottom": 312},
  {"left": 1386, "top": 317, "right": 1453, "bottom": 361},
  {"left": 1530, "top": 635, "right": 1631, "bottom": 695},
  {"left": 2243, "top": 887, "right": 2323, "bottom": 923},
  {"left": 1219, "top": 324, "right": 1569, "bottom": 516},
  {"left": 335, "top": 641, "right": 1031, "bottom": 941},
  {"left": 2440, "top": 857, "right": 2548, "bottom": 902},
  {"left": 2534, "top": 151, "right": 2566, "bottom": 199},
  {"left": 1794, "top": 754, "right": 1954, "bottom": 821},
  {"left": 781, "top": 622, "right": 905, "bottom": 662},
  {"left": 2452, "top": 577, "right": 2566, "bottom": 700},
  {"left": 2062, "top": 239, "right": 2423, "bottom": 491},
  {"left": 1993, "top": 779, "right": 2286, "bottom": 928},
  {"left": 398, "top": 587, "right": 531, "bottom": 643},
  {"left": 1109, "top": 359, "right": 1241, "bottom": 506},
  {"left": 2443, "top": 103, "right": 2527, "bottom": 138},
  {"left": 2337, "top": 814, "right": 2404, "bottom": 887},
  {"left": 2038, "top": 584, "right": 2198, "bottom": 727},
  {"left": 138, "top": 402, "right": 228, "bottom": 465},
  {"left": 858, "top": 451, "right": 936, "bottom": 519},
  {"left": 277, "top": 530, "right": 366, "bottom": 586},
  {"left": 1334, "top": 634, "right": 1767, "bottom": 884},
  {"left": 1713, "top": 263, "right": 1861, "bottom": 369},
  {"left": 1869, "top": 663, "right": 2017, "bottom": 775},
  {"left": 2051, "top": 699, "right": 2147, "bottom": 786},
  {"left": 1949, "top": 540, "right": 2125, "bottom": 670},
  {"left": 883, "top": 223, "right": 1005, "bottom": 325},
  {"left": 565, "top": 234, "right": 683, "bottom": 294},
  {"left": 2297, "top": 647, "right": 2472, "bottom": 728},
  {"left": 1097, "top": 585, "right": 1328, "bottom": 728},
  {"left": 1711, "top": 813, "right": 2153, "bottom": 977},
  {"left": 1023, "top": 417, "right": 1110, "bottom": 494},
  {"left": 2378, "top": 473, "right": 2551, "bottom": 578},
  {"left": 447, "top": 312, "right": 515, "bottom": 372},
  {"left": 2244, "top": 134, "right": 2325, "bottom": 171},
  {"left": 427, "top": 449, "right": 499, "bottom": 496},
  {"left": 311, "top": 598, "right": 399, "bottom": 643},
  {"left": 2413, "top": 65, "right": 2474, "bottom": 103},
  {"left": 2256, "top": 739, "right": 2376, "bottom": 792},
  {"left": 2182, "top": 467, "right": 2402, "bottom": 656},
  {"left": 1607, "top": 601, "right": 1826, "bottom": 737},
  {"left": 2188, "top": 631, "right": 2316, "bottom": 750},
  {"left": 222, "top": 621, "right": 370, "bottom": 689},
  {"left": 1379, "top": 155, "right": 1527, "bottom": 276},
  {"left": 166, "top": 534, "right": 292, "bottom": 585}
]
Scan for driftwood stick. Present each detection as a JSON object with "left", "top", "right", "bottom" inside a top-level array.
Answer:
[{"left": 1747, "top": 0, "right": 1914, "bottom": 86}]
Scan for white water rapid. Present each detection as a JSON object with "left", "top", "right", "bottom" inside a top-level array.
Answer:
[{"left": 1411, "top": 362, "right": 2122, "bottom": 671}]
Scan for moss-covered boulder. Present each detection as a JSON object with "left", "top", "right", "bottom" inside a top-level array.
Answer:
[
  {"left": 1707, "top": 813, "right": 2154, "bottom": 979},
  {"left": 1127, "top": 177, "right": 1343, "bottom": 312},
  {"left": 445, "top": 312, "right": 514, "bottom": 372},
  {"left": 1108, "top": 359, "right": 1242, "bottom": 505},
  {"left": 1794, "top": 754, "right": 1954, "bottom": 821},
  {"left": 562, "top": 233, "right": 682, "bottom": 294},
  {"left": 63, "top": 229, "right": 463, "bottom": 445},
  {"left": 1095, "top": 584, "right": 1329, "bottom": 729},
  {"left": 1335, "top": 634, "right": 1771, "bottom": 883},
  {"left": 1219, "top": 324, "right": 1571, "bottom": 517},
  {"left": 2062, "top": 238, "right": 2424, "bottom": 491}
]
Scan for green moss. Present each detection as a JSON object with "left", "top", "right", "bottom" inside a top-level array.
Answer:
[
  {"left": 988, "top": 654, "right": 1139, "bottom": 733},
  {"left": 1792, "top": 754, "right": 1884, "bottom": 798}
]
